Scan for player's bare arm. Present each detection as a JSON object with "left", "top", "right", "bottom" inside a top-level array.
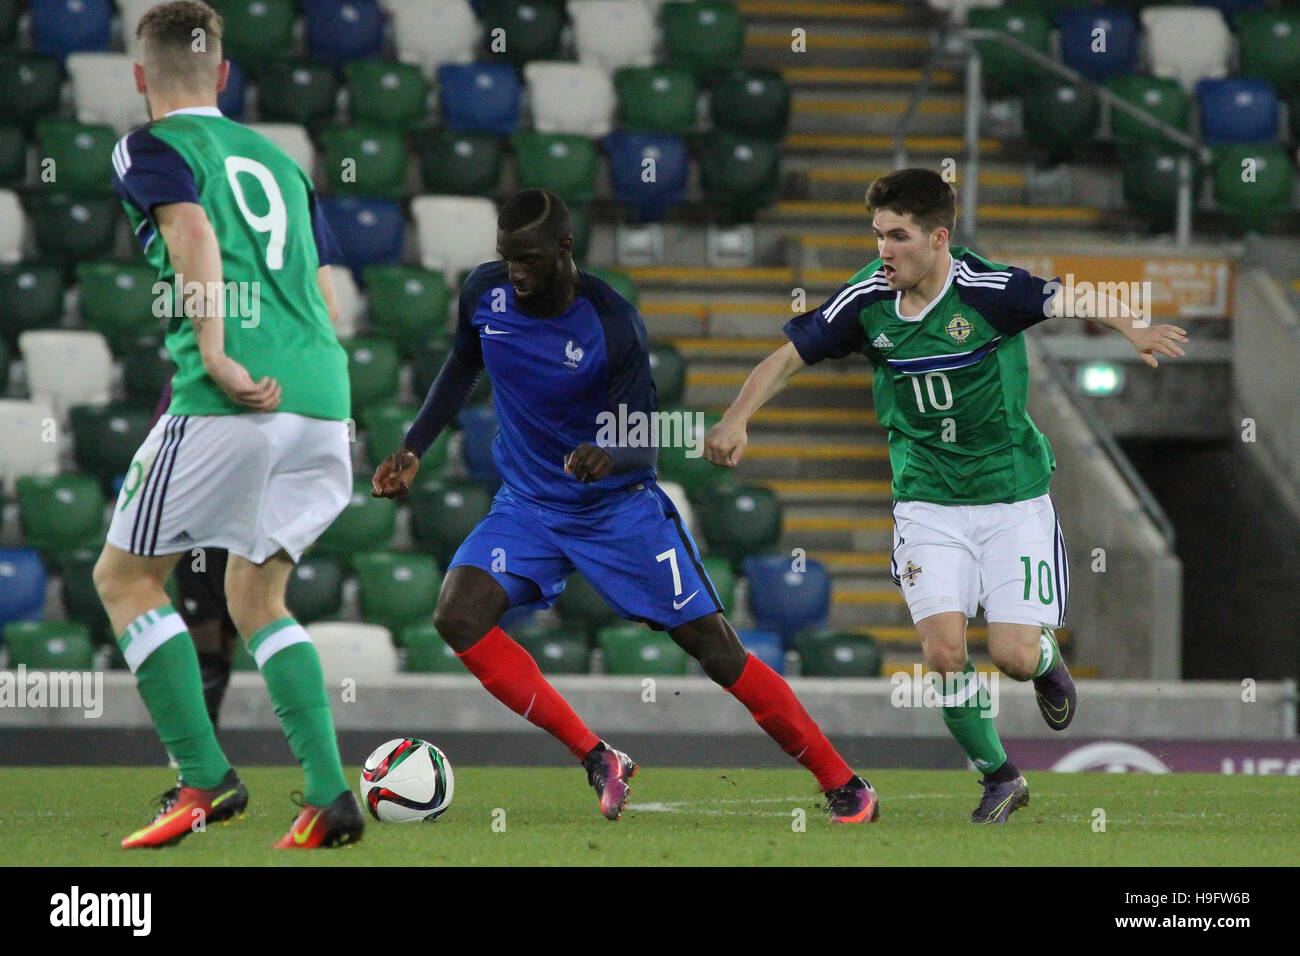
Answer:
[
  {"left": 1048, "top": 285, "right": 1190, "bottom": 369},
  {"left": 703, "top": 341, "right": 807, "bottom": 467},
  {"left": 154, "top": 201, "right": 281, "bottom": 411}
]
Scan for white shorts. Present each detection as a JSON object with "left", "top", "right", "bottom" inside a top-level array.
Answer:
[
  {"left": 889, "top": 493, "right": 1069, "bottom": 628},
  {"left": 107, "top": 412, "right": 352, "bottom": 564}
]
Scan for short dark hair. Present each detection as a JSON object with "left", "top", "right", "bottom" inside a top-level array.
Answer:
[
  {"left": 865, "top": 168, "right": 955, "bottom": 236},
  {"left": 137, "top": 1, "right": 223, "bottom": 90},
  {"left": 498, "top": 188, "right": 571, "bottom": 246}
]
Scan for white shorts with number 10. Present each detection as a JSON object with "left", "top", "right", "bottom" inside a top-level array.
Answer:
[{"left": 890, "top": 493, "right": 1068, "bottom": 628}]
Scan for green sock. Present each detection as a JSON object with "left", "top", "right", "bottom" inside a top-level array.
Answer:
[
  {"left": 937, "top": 662, "right": 1007, "bottom": 774},
  {"left": 118, "top": 605, "right": 230, "bottom": 789},
  {"left": 248, "top": 618, "right": 348, "bottom": 807},
  {"left": 1032, "top": 628, "right": 1059, "bottom": 679}
]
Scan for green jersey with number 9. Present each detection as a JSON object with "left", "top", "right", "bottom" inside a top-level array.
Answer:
[
  {"left": 112, "top": 109, "right": 350, "bottom": 420},
  {"left": 784, "top": 247, "right": 1060, "bottom": 506}
]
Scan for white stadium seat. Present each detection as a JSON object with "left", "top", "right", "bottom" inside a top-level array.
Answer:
[
  {"left": 524, "top": 62, "right": 616, "bottom": 137},
  {"left": 307, "top": 622, "right": 399, "bottom": 683},
  {"left": 67, "top": 53, "right": 150, "bottom": 135},
  {"left": 656, "top": 480, "right": 698, "bottom": 537},
  {"left": 18, "top": 331, "right": 114, "bottom": 422},
  {"left": 1141, "top": 6, "right": 1231, "bottom": 90},
  {"left": 328, "top": 264, "right": 362, "bottom": 338},
  {"left": 411, "top": 196, "right": 499, "bottom": 280},
  {"left": 387, "top": 0, "right": 480, "bottom": 78},
  {"left": 0, "top": 400, "right": 60, "bottom": 494},
  {"left": 925, "top": 0, "right": 1003, "bottom": 23},
  {"left": 244, "top": 123, "right": 316, "bottom": 177},
  {"left": 118, "top": 0, "right": 159, "bottom": 56},
  {"left": 0, "top": 189, "right": 25, "bottom": 264},
  {"left": 568, "top": 1, "right": 658, "bottom": 73}
]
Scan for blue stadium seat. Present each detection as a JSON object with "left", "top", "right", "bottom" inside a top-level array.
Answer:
[
  {"left": 217, "top": 60, "right": 247, "bottom": 120},
  {"left": 1197, "top": 78, "right": 1280, "bottom": 145},
  {"left": 304, "top": 0, "right": 385, "bottom": 67},
  {"left": 30, "top": 0, "right": 112, "bottom": 60},
  {"left": 737, "top": 629, "right": 785, "bottom": 674},
  {"left": 0, "top": 548, "right": 47, "bottom": 625},
  {"left": 1057, "top": 8, "right": 1137, "bottom": 81},
  {"left": 437, "top": 64, "right": 521, "bottom": 135},
  {"left": 603, "top": 132, "right": 689, "bottom": 223},
  {"left": 743, "top": 555, "right": 831, "bottom": 646},
  {"left": 317, "top": 197, "right": 405, "bottom": 274},
  {"left": 1197, "top": 0, "right": 1264, "bottom": 19},
  {"left": 457, "top": 405, "right": 501, "bottom": 492}
]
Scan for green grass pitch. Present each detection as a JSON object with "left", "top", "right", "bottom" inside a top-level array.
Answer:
[{"left": 6, "top": 767, "right": 1298, "bottom": 866}]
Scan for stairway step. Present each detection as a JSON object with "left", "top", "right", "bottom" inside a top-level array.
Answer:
[
  {"left": 784, "top": 132, "right": 998, "bottom": 155},
  {"left": 782, "top": 66, "right": 958, "bottom": 88},
  {"left": 738, "top": 1, "right": 912, "bottom": 21}
]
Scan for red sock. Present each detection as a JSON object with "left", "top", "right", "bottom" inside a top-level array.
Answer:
[
  {"left": 727, "top": 654, "right": 855, "bottom": 791},
  {"left": 457, "top": 627, "right": 600, "bottom": 760}
]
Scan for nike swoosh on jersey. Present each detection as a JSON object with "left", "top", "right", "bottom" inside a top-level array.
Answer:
[
  {"left": 672, "top": 590, "right": 699, "bottom": 611},
  {"left": 482, "top": 325, "right": 510, "bottom": 335}
]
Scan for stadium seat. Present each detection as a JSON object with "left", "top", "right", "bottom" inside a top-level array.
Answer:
[
  {"left": 0, "top": 548, "right": 46, "bottom": 625},
  {"left": 0, "top": 0, "right": 20, "bottom": 46},
  {"left": 480, "top": 0, "right": 565, "bottom": 68},
  {"left": 1022, "top": 81, "right": 1099, "bottom": 164},
  {"left": 19, "top": 331, "right": 113, "bottom": 421},
  {"left": 212, "top": 0, "right": 296, "bottom": 69},
  {"left": 648, "top": 342, "right": 686, "bottom": 406},
  {"left": 328, "top": 265, "right": 363, "bottom": 338},
  {"left": 457, "top": 406, "right": 501, "bottom": 489},
  {"left": 58, "top": 547, "right": 111, "bottom": 642},
  {"left": 412, "top": 196, "right": 499, "bottom": 281},
  {"left": 66, "top": 53, "right": 149, "bottom": 134},
  {"left": 966, "top": 6, "right": 1052, "bottom": 94},
  {"left": 30, "top": 0, "right": 112, "bottom": 60},
  {"left": 363, "top": 265, "right": 452, "bottom": 357},
  {"left": 655, "top": 479, "right": 697, "bottom": 537},
  {"left": 1141, "top": 6, "right": 1230, "bottom": 90},
  {"left": 512, "top": 132, "right": 600, "bottom": 205},
  {"left": 743, "top": 555, "right": 832, "bottom": 645},
  {"left": 409, "top": 478, "right": 493, "bottom": 568},
  {"left": 343, "top": 337, "right": 401, "bottom": 413},
  {"left": 1196, "top": 78, "right": 1280, "bottom": 146},
  {"left": 217, "top": 59, "right": 247, "bottom": 120},
  {"left": 615, "top": 67, "right": 699, "bottom": 135},
  {"left": 661, "top": 1, "right": 746, "bottom": 81},
  {"left": 0, "top": 53, "right": 63, "bottom": 131},
  {"left": 389, "top": 0, "right": 480, "bottom": 78},
  {"left": 569, "top": 0, "right": 657, "bottom": 72},
  {"left": 0, "top": 263, "right": 64, "bottom": 342},
  {"left": 26, "top": 194, "right": 120, "bottom": 264},
  {"left": 710, "top": 69, "right": 790, "bottom": 140},
  {"left": 700, "top": 554, "right": 735, "bottom": 610},
  {"left": 118, "top": 0, "right": 159, "bottom": 56},
  {"left": 307, "top": 621, "right": 399, "bottom": 682},
  {"left": 318, "top": 197, "right": 405, "bottom": 273},
  {"left": 796, "top": 629, "right": 882, "bottom": 678},
  {"left": 604, "top": 132, "right": 689, "bottom": 222},
  {"left": 1211, "top": 143, "right": 1295, "bottom": 230},
  {"left": 69, "top": 402, "right": 152, "bottom": 491},
  {"left": 305, "top": 0, "right": 385, "bottom": 67},
  {"left": 737, "top": 628, "right": 784, "bottom": 674},
  {"left": 17, "top": 474, "right": 106, "bottom": 559},
  {"left": 654, "top": 410, "right": 732, "bottom": 501},
  {"left": 437, "top": 63, "right": 521, "bottom": 136},
  {"left": 1056, "top": 7, "right": 1136, "bottom": 81},
  {"left": 1237, "top": 9, "right": 1300, "bottom": 98},
  {"left": 314, "top": 481, "right": 398, "bottom": 561},
  {"left": 1104, "top": 75, "right": 1191, "bottom": 147},
  {"left": 76, "top": 262, "right": 160, "bottom": 350},
  {"left": 0, "top": 124, "right": 26, "bottom": 186},
  {"left": 120, "top": 336, "right": 176, "bottom": 410},
  {"left": 0, "top": 190, "right": 24, "bottom": 262},
  {"left": 598, "top": 623, "right": 689, "bottom": 675},
  {"left": 397, "top": 622, "right": 463, "bottom": 672},
  {"left": 557, "top": 572, "right": 619, "bottom": 636},
  {"left": 319, "top": 124, "right": 409, "bottom": 199},
  {"left": 698, "top": 484, "right": 783, "bottom": 568},
  {"left": 244, "top": 123, "right": 316, "bottom": 175},
  {"left": 414, "top": 129, "right": 504, "bottom": 196},
  {"left": 362, "top": 402, "right": 442, "bottom": 471},
  {"left": 256, "top": 62, "right": 341, "bottom": 128},
  {"left": 698, "top": 131, "right": 781, "bottom": 222},
  {"left": 584, "top": 267, "right": 638, "bottom": 307},
  {"left": 411, "top": 335, "right": 452, "bottom": 396},
  {"left": 0, "top": 401, "right": 60, "bottom": 493},
  {"left": 1121, "top": 143, "right": 1202, "bottom": 230},
  {"left": 568, "top": 202, "right": 592, "bottom": 261},
  {"left": 35, "top": 119, "right": 114, "bottom": 195},
  {"left": 4, "top": 620, "right": 95, "bottom": 670},
  {"left": 345, "top": 60, "right": 431, "bottom": 129},
  {"left": 0, "top": 337, "right": 7, "bottom": 394},
  {"left": 514, "top": 624, "right": 592, "bottom": 674},
  {"left": 524, "top": 62, "right": 616, "bottom": 138},
  {"left": 354, "top": 550, "right": 441, "bottom": 636},
  {"left": 285, "top": 553, "right": 346, "bottom": 624}
]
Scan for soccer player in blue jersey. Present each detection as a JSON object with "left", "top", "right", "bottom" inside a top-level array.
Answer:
[{"left": 371, "top": 189, "right": 879, "bottom": 823}]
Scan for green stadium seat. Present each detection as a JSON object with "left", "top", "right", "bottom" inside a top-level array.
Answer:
[
  {"left": 354, "top": 551, "right": 441, "bottom": 636},
  {"left": 0, "top": 0, "right": 18, "bottom": 46},
  {"left": 796, "top": 629, "right": 883, "bottom": 678},
  {"left": 569, "top": 203, "right": 591, "bottom": 261},
  {"left": 344, "top": 60, "right": 430, "bottom": 129},
  {"left": 414, "top": 129, "right": 504, "bottom": 196},
  {"left": 362, "top": 402, "right": 452, "bottom": 475},
  {"left": 1237, "top": 9, "right": 1300, "bottom": 98},
  {"left": 212, "top": 0, "right": 296, "bottom": 69},
  {"left": 76, "top": 262, "right": 160, "bottom": 351},
  {"left": 397, "top": 623, "right": 462, "bottom": 673},
  {"left": 58, "top": 547, "right": 112, "bottom": 644},
  {"left": 710, "top": 69, "right": 790, "bottom": 140},
  {"left": 583, "top": 268, "right": 638, "bottom": 308},
  {"left": 285, "top": 553, "right": 345, "bottom": 624},
  {"left": 648, "top": 342, "right": 687, "bottom": 407},
  {"left": 1290, "top": 95, "right": 1300, "bottom": 145},
  {"left": 37, "top": 119, "right": 116, "bottom": 194},
  {"left": 967, "top": 6, "right": 1052, "bottom": 94},
  {"left": 120, "top": 336, "right": 176, "bottom": 409},
  {"left": 1104, "top": 75, "right": 1191, "bottom": 148},
  {"left": 17, "top": 474, "right": 106, "bottom": 559},
  {"left": 314, "top": 481, "right": 397, "bottom": 562},
  {"left": 410, "top": 336, "right": 493, "bottom": 407},
  {"left": 27, "top": 194, "right": 120, "bottom": 264},
  {"left": 480, "top": 0, "right": 565, "bottom": 67},
  {"left": 655, "top": 409, "right": 733, "bottom": 502},
  {"left": 319, "top": 124, "right": 408, "bottom": 199},
  {"left": 698, "top": 132, "right": 781, "bottom": 222},
  {"left": 556, "top": 572, "right": 619, "bottom": 638},
  {"left": 362, "top": 264, "right": 452, "bottom": 358},
  {"left": 1211, "top": 143, "right": 1295, "bottom": 231},
  {"left": 512, "top": 132, "right": 600, "bottom": 205},
  {"left": 614, "top": 66, "right": 699, "bottom": 135},
  {"left": 343, "top": 337, "right": 401, "bottom": 414},
  {"left": 409, "top": 479, "right": 493, "bottom": 568},
  {"left": 256, "top": 60, "right": 340, "bottom": 126},
  {"left": 3, "top": 620, "right": 95, "bottom": 670},
  {"left": 697, "top": 484, "right": 783, "bottom": 568},
  {"left": 0, "top": 123, "right": 27, "bottom": 186},
  {"left": 69, "top": 402, "right": 152, "bottom": 491},
  {"left": 0, "top": 263, "right": 64, "bottom": 343},
  {"left": 0, "top": 53, "right": 63, "bottom": 130},
  {"left": 513, "top": 625, "right": 592, "bottom": 675},
  {"left": 700, "top": 555, "right": 735, "bottom": 611},
  {"left": 662, "top": 1, "right": 746, "bottom": 82},
  {"left": 597, "top": 623, "right": 689, "bottom": 676},
  {"left": 1022, "top": 81, "right": 1098, "bottom": 164},
  {"left": 0, "top": 336, "right": 8, "bottom": 394},
  {"left": 1120, "top": 144, "right": 1201, "bottom": 230}
]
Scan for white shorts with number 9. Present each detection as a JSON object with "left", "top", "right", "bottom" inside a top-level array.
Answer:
[{"left": 890, "top": 493, "right": 1068, "bottom": 628}]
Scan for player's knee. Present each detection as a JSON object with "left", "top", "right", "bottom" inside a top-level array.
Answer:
[
  {"left": 990, "top": 646, "right": 1034, "bottom": 681},
  {"left": 432, "top": 601, "right": 488, "bottom": 653},
  {"left": 92, "top": 552, "right": 158, "bottom": 607},
  {"left": 673, "top": 616, "right": 746, "bottom": 686},
  {"left": 924, "top": 644, "right": 968, "bottom": 676}
]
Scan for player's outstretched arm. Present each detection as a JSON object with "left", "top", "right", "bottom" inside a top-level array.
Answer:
[
  {"left": 1050, "top": 287, "right": 1189, "bottom": 369},
  {"left": 371, "top": 446, "right": 420, "bottom": 499},
  {"left": 704, "top": 341, "right": 807, "bottom": 467}
]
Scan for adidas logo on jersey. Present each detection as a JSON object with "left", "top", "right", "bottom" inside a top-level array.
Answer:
[{"left": 872, "top": 333, "right": 895, "bottom": 350}]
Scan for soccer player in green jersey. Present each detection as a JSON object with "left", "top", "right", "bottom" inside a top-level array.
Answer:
[
  {"left": 704, "top": 169, "right": 1188, "bottom": 823},
  {"left": 93, "top": 1, "right": 363, "bottom": 849}
]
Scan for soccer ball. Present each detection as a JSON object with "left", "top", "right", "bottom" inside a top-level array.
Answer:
[{"left": 359, "top": 737, "right": 455, "bottom": 822}]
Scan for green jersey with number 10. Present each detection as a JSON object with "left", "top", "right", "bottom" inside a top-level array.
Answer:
[
  {"left": 113, "top": 112, "right": 350, "bottom": 420},
  {"left": 784, "top": 247, "right": 1059, "bottom": 506}
]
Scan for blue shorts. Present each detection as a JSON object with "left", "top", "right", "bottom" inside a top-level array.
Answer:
[{"left": 447, "top": 481, "right": 724, "bottom": 630}]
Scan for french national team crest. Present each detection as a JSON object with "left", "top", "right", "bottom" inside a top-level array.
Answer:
[
  {"left": 902, "top": 560, "right": 922, "bottom": 588},
  {"left": 946, "top": 314, "right": 973, "bottom": 343}
]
